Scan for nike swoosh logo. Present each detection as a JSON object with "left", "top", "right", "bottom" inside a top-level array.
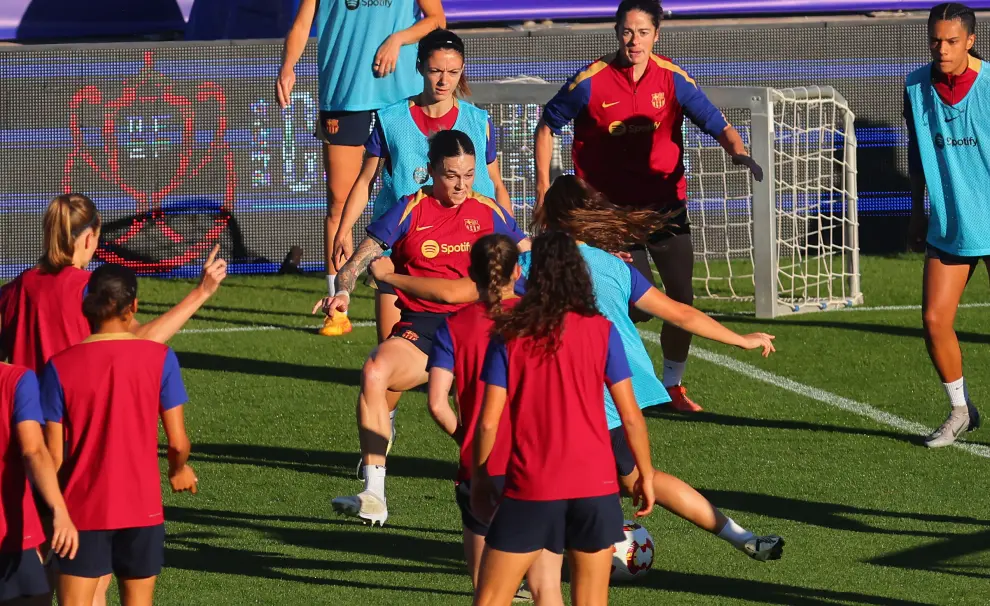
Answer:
[
  {"left": 602, "top": 101, "right": 620, "bottom": 108},
  {"left": 416, "top": 226, "right": 434, "bottom": 231}
]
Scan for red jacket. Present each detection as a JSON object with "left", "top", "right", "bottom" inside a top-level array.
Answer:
[{"left": 543, "top": 53, "right": 729, "bottom": 208}]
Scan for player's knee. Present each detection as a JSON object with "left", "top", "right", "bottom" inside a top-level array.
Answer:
[
  {"left": 922, "top": 307, "right": 952, "bottom": 334},
  {"left": 361, "top": 357, "right": 391, "bottom": 392}
]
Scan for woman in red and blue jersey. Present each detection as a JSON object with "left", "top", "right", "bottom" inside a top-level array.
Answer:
[
  {"left": 534, "top": 0, "right": 763, "bottom": 413},
  {"left": 0, "top": 362, "right": 77, "bottom": 603},
  {"left": 0, "top": 193, "right": 228, "bottom": 372},
  {"left": 471, "top": 231, "right": 656, "bottom": 606},
  {"left": 426, "top": 234, "right": 561, "bottom": 603},
  {"left": 39, "top": 265, "right": 198, "bottom": 605},
  {"left": 314, "top": 130, "right": 529, "bottom": 527}
]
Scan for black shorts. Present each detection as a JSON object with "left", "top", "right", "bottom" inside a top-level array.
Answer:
[
  {"left": 926, "top": 245, "right": 990, "bottom": 267},
  {"left": 389, "top": 311, "right": 449, "bottom": 355},
  {"left": 485, "top": 494, "right": 624, "bottom": 555},
  {"left": 314, "top": 110, "right": 377, "bottom": 146},
  {"left": 609, "top": 427, "right": 637, "bottom": 478},
  {"left": 628, "top": 207, "right": 694, "bottom": 324},
  {"left": 455, "top": 476, "right": 506, "bottom": 537},
  {"left": 55, "top": 525, "right": 165, "bottom": 579},
  {"left": 0, "top": 548, "right": 48, "bottom": 601}
]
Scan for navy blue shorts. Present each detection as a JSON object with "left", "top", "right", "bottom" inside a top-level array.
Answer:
[
  {"left": 926, "top": 245, "right": 990, "bottom": 267},
  {"left": 485, "top": 494, "right": 624, "bottom": 555},
  {"left": 389, "top": 311, "right": 449, "bottom": 355},
  {"left": 455, "top": 476, "right": 506, "bottom": 537},
  {"left": 55, "top": 525, "right": 165, "bottom": 579},
  {"left": 314, "top": 110, "right": 377, "bottom": 146},
  {"left": 610, "top": 427, "right": 637, "bottom": 478},
  {"left": 0, "top": 548, "right": 48, "bottom": 600}
]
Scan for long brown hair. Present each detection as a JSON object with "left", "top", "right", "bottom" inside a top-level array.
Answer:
[
  {"left": 467, "top": 234, "right": 518, "bottom": 318},
  {"left": 39, "top": 193, "right": 101, "bottom": 274},
  {"left": 533, "top": 175, "right": 674, "bottom": 252},
  {"left": 495, "top": 231, "right": 598, "bottom": 354}
]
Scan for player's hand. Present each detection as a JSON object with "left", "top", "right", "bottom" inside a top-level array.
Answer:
[
  {"left": 169, "top": 464, "right": 199, "bottom": 494},
  {"left": 312, "top": 292, "right": 350, "bottom": 316},
  {"left": 732, "top": 154, "right": 764, "bottom": 182},
  {"left": 470, "top": 472, "right": 498, "bottom": 524},
  {"left": 369, "top": 256, "right": 396, "bottom": 283},
  {"left": 535, "top": 181, "right": 549, "bottom": 210},
  {"left": 373, "top": 35, "right": 402, "bottom": 77},
  {"left": 611, "top": 250, "right": 634, "bottom": 263},
  {"left": 332, "top": 233, "right": 354, "bottom": 272},
  {"left": 50, "top": 506, "right": 79, "bottom": 560},
  {"left": 277, "top": 63, "right": 296, "bottom": 108},
  {"left": 632, "top": 470, "right": 655, "bottom": 518},
  {"left": 198, "top": 244, "right": 228, "bottom": 297},
  {"left": 739, "top": 332, "right": 776, "bottom": 357},
  {"left": 908, "top": 213, "right": 928, "bottom": 253}
]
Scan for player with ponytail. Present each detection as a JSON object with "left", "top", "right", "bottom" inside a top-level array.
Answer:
[
  {"left": 330, "top": 28, "right": 510, "bottom": 345},
  {"left": 315, "top": 130, "right": 528, "bottom": 528},
  {"left": 425, "top": 234, "right": 561, "bottom": 602},
  {"left": 39, "top": 264, "right": 197, "bottom": 605},
  {"left": 471, "top": 230, "right": 655, "bottom": 606},
  {"left": 372, "top": 174, "right": 785, "bottom": 563},
  {"left": 0, "top": 194, "right": 229, "bottom": 372},
  {"left": 905, "top": 3, "right": 988, "bottom": 448}
]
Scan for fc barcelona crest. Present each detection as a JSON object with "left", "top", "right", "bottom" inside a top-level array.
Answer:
[
  {"left": 652, "top": 92, "right": 665, "bottom": 110},
  {"left": 464, "top": 219, "right": 481, "bottom": 233},
  {"left": 413, "top": 166, "right": 430, "bottom": 184}
]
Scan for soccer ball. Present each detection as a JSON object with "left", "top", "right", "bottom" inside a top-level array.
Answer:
[{"left": 610, "top": 522, "right": 655, "bottom": 581}]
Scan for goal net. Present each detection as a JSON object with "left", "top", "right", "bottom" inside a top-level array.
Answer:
[{"left": 352, "top": 82, "right": 861, "bottom": 319}]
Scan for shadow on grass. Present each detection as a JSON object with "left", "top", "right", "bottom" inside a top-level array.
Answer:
[
  {"left": 641, "top": 571, "right": 935, "bottom": 605},
  {"left": 700, "top": 489, "right": 990, "bottom": 539},
  {"left": 170, "top": 442, "right": 457, "bottom": 482},
  {"left": 644, "top": 409, "right": 926, "bottom": 447},
  {"left": 140, "top": 300, "right": 315, "bottom": 320},
  {"left": 163, "top": 506, "right": 470, "bottom": 594},
  {"left": 175, "top": 352, "right": 363, "bottom": 385},
  {"left": 868, "top": 528, "right": 990, "bottom": 581}
]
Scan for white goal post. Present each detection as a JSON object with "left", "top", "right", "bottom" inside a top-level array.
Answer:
[{"left": 352, "top": 81, "right": 862, "bottom": 320}]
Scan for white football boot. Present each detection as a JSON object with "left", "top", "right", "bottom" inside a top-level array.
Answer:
[
  {"left": 743, "top": 535, "right": 785, "bottom": 561},
  {"left": 332, "top": 491, "right": 388, "bottom": 527}
]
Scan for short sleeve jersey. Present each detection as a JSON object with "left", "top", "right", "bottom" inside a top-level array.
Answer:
[
  {"left": 427, "top": 298, "right": 520, "bottom": 482},
  {"left": 366, "top": 188, "right": 526, "bottom": 314},
  {"left": 0, "top": 364, "right": 46, "bottom": 553},
  {"left": 481, "top": 313, "right": 631, "bottom": 501},
  {"left": 40, "top": 334, "right": 188, "bottom": 531}
]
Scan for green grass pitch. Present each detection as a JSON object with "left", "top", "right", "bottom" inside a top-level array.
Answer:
[{"left": 81, "top": 254, "right": 990, "bottom": 604}]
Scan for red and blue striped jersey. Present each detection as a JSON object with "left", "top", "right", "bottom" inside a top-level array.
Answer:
[
  {"left": 40, "top": 334, "right": 188, "bottom": 531},
  {"left": 367, "top": 188, "right": 526, "bottom": 314},
  {"left": 0, "top": 267, "right": 91, "bottom": 371},
  {"left": 542, "top": 53, "right": 729, "bottom": 208},
  {"left": 0, "top": 363, "right": 45, "bottom": 553},
  {"left": 481, "top": 313, "right": 632, "bottom": 501}
]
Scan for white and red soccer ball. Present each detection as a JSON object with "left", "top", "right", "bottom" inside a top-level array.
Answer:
[{"left": 610, "top": 522, "right": 655, "bottom": 581}]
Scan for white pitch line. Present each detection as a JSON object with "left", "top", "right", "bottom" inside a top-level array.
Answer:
[
  {"left": 178, "top": 321, "right": 375, "bottom": 335},
  {"left": 839, "top": 302, "right": 990, "bottom": 313},
  {"left": 638, "top": 330, "right": 990, "bottom": 459}
]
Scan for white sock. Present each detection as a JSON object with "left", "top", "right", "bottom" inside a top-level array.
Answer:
[
  {"left": 662, "top": 359, "right": 687, "bottom": 388},
  {"left": 363, "top": 465, "right": 386, "bottom": 500},
  {"left": 327, "top": 274, "right": 336, "bottom": 297},
  {"left": 944, "top": 377, "right": 967, "bottom": 408},
  {"left": 717, "top": 517, "right": 755, "bottom": 550}
]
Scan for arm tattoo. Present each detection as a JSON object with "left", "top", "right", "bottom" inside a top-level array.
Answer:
[{"left": 335, "top": 237, "right": 385, "bottom": 293}]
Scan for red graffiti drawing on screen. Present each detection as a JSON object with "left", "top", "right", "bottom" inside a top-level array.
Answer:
[{"left": 63, "top": 51, "right": 235, "bottom": 273}]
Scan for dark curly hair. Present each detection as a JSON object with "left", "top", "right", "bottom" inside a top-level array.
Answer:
[
  {"left": 533, "top": 174, "right": 675, "bottom": 252},
  {"left": 495, "top": 231, "right": 599, "bottom": 354},
  {"left": 467, "top": 234, "right": 518, "bottom": 318}
]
